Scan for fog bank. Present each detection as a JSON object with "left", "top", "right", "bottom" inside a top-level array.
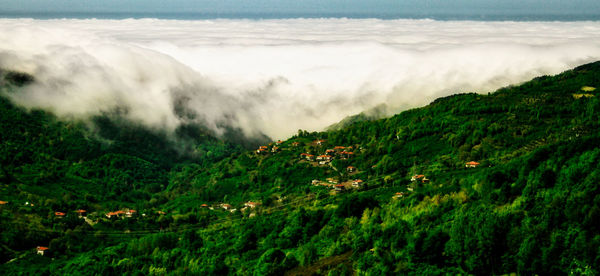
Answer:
[{"left": 1, "top": 18, "right": 600, "bottom": 140}]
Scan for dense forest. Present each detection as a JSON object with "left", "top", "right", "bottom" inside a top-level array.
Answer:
[{"left": 1, "top": 62, "right": 599, "bottom": 275}]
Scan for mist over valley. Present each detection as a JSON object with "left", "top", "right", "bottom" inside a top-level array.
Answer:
[{"left": 2, "top": 18, "right": 600, "bottom": 141}]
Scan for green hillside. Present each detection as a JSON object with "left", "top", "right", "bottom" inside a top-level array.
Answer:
[{"left": 1, "top": 62, "right": 600, "bottom": 275}]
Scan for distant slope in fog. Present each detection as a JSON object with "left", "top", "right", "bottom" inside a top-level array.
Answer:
[{"left": 325, "top": 104, "right": 390, "bottom": 131}]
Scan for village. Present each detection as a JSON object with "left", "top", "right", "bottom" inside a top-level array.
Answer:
[
  {"left": 1, "top": 199, "right": 268, "bottom": 256},
  {"left": 255, "top": 138, "right": 481, "bottom": 197},
  {"left": 1, "top": 136, "right": 483, "bottom": 257},
  {"left": 257, "top": 139, "right": 367, "bottom": 192}
]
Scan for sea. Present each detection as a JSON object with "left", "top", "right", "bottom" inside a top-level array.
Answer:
[{"left": 0, "top": 11, "right": 599, "bottom": 21}]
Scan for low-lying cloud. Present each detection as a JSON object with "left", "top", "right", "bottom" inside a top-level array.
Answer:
[{"left": 1, "top": 18, "right": 600, "bottom": 140}]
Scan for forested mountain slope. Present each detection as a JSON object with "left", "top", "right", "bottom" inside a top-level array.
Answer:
[{"left": 1, "top": 62, "right": 600, "bottom": 275}]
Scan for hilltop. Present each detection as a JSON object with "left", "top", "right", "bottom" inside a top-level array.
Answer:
[{"left": 1, "top": 62, "right": 600, "bottom": 275}]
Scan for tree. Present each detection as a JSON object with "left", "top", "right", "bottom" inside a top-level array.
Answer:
[{"left": 254, "top": 248, "right": 287, "bottom": 275}]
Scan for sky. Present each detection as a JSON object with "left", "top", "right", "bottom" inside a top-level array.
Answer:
[{"left": 1, "top": 0, "right": 600, "bottom": 18}]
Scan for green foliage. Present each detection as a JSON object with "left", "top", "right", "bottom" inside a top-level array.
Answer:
[{"left": 2, "top": 62, "right": 600, "bottom": 275}]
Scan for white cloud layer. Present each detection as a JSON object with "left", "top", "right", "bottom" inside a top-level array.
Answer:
[{"left": 1, "top": 18, "right": 600, "bottom": 140}]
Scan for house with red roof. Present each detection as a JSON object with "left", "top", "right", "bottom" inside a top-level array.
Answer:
[
  {"left": 106, "top": 210, "right": 125, "bottom": 218},
  {"left": 347, "top": 166, "right": 356, "bottom": 173},
  {"left": 315, "top": 139, "right": 326, "bottom": 145},
  {"left": 37, "top": 246, "right": 49, "bottom": 256},
  {"left": 317, "top": 155, "right": 333, "bottom": 164},
  {"left": 465, "top": 161, "right": 480, "bottom": 168},
  {"left": 300, "top": 153, "right": 315, "bottom": 161},
  {"left": 125, "top": 209, "right": 136, "bottom": 218},
  {"left": 0, "top": 200, "right": 7, "bottom": 205},
  {"left": 244, "top": 202, "right": 261, "bottom": 209},
  {"left": 271, "top": 146, "right": 280, "bottom": 153},
  {"left": 340, "top": 151, "right": 354, "bottom": 159},
  {"left": 393, "top": 192, "right": 405, "bottom": 199},
  {"left": 292, "top": 142, "right": 300, "bottom": 147},
  {"left": 201, "top": 204, "right": 208, "bottom": 208},
  {"left": 220, "top": 203, "right": 233, "bottom": 210},
  {"left": 54, "top": 212, "right": 66, "bottom": 218},
  {"left": 352, "top": 179, "right": 365, "bottom": 188},
  {"left": 75, "top": 209, "right": 87, "bottom": 218},
  {"left": 410, "top": 175, "right": 428, "bottom": 182},
  {"left": 334, "top": 184, "right": 346, "bottom": 192}
]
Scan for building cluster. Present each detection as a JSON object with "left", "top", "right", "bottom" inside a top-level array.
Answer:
[
  {"left": 53, "top": 209, "right": 88, "bottom": 219},
  {"left": 49, "top": 208, "right": 173, "bottom": 220},
  {"left": 256, "top": 140, "right": 284, "bottom": 154},
  {"left": 254, "top": 138, "right": 360, "bottom": 172},
  {"left": 300, "top": 140, "right": 356, "bottom": 165},
  {"left": 410, "top": 174, "right": 429, "bottom": 183},
  {"left": 312, "top": 178, "right": 365, "bottom": 192},
  {"left": 202, "top": 201, "right": 262, "bottom": 214},
  {"left": 105, "top": 209, "right": 137, "bottom": 218}
]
